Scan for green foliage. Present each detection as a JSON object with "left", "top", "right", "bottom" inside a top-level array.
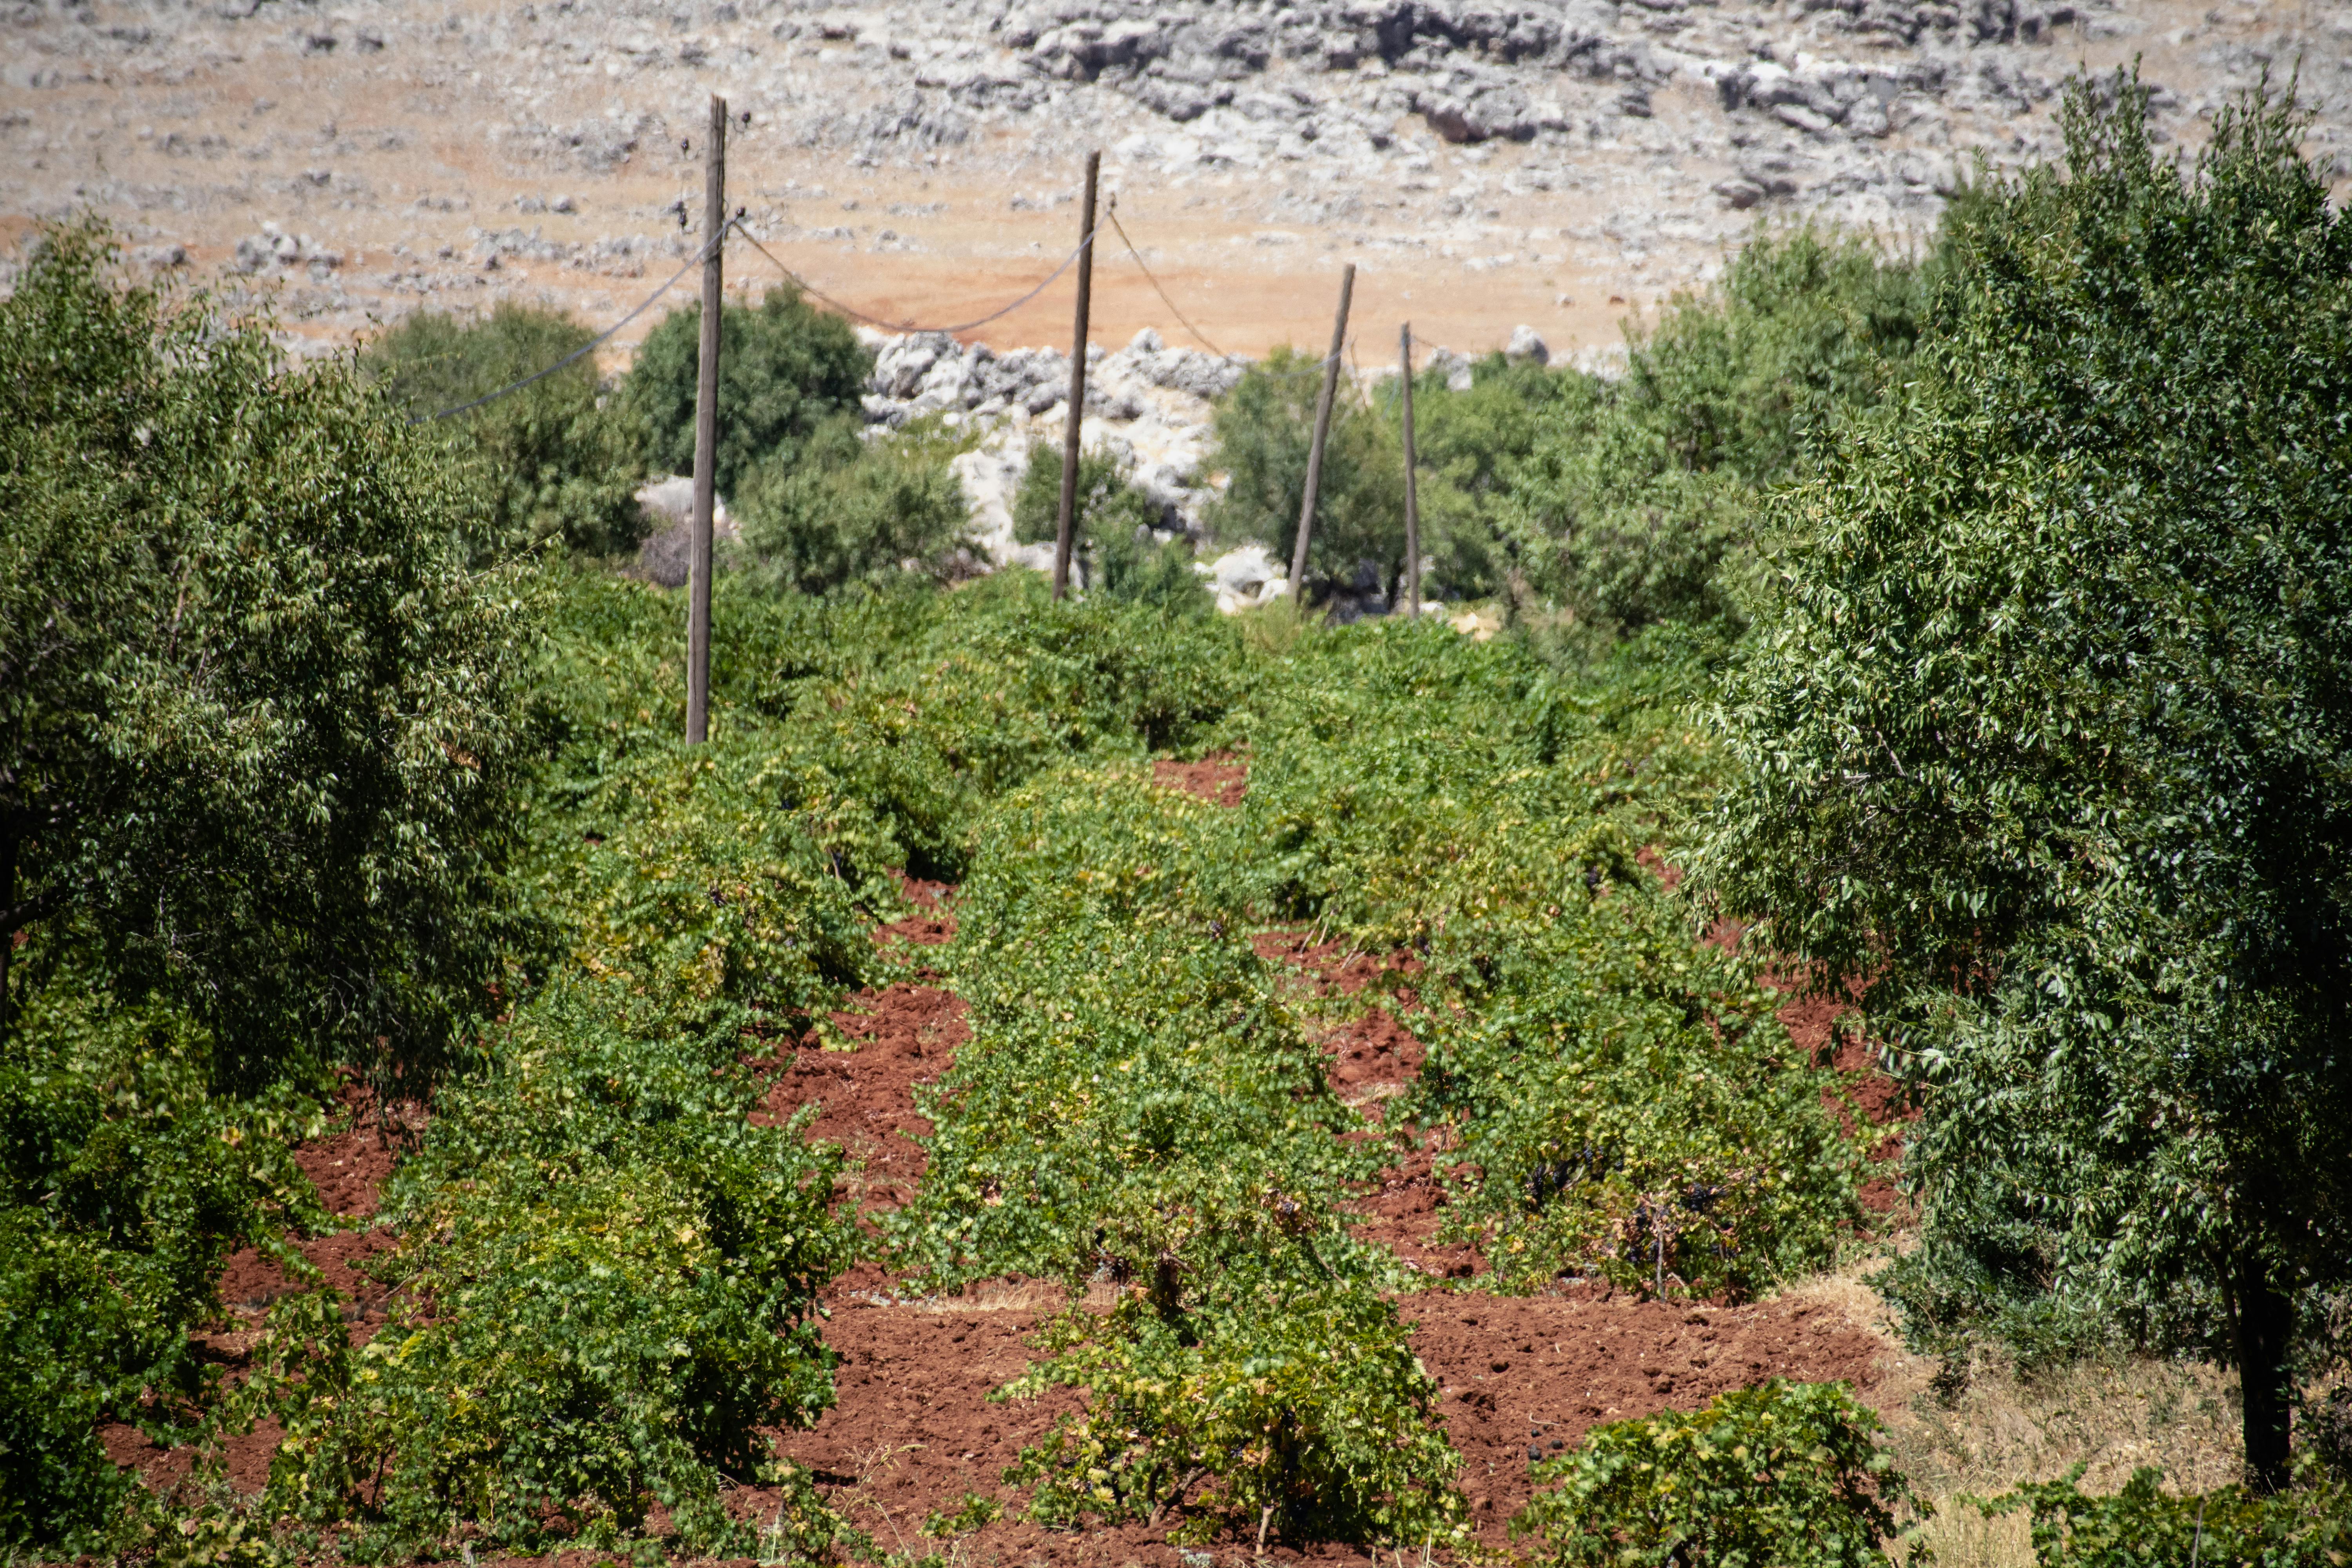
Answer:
[
  {"left": 1192, "top": 617, "right": 1856, "bottom": 1296},
  {"left": 1977, "top": 1465, "right": 2352, "bottom": 1567},
  {"left": 1504, "top": 228, "right": 1924, "bottom": 633},
  {"left": 1220, "top": 617, "right": 1706, "bottom": 946},
  {"left": 920, "top": 1492, "right": 1004, "bottom": 1537},
  {"left": 1514, "top": 1381, "right": 1920, "bottom": 1568},
  {"left": 234, "top": 981, "right": 857, "bottom": 1559},
  {"left": 1012, "top": 439, "right": 1164, "bottom": 545},
  {"left": 1009, "top": 441, "right": 1203, "bottom": 608},
  {"left": 0, "top": 951, "right": 332, "bottom": 1552},
  {"left": 1395, "top": 352, "right": 1563, "bottom": 601},
  {"left": 1403, "top": 909, "right": 1862, "bottom": 1297},
  {"left": 736, "top": 414, "right": 978, "bottom": 594},
  {"left": 891, "top": 766, "right": 1379, "bottom": 1298},
  {"left": 1002, "top": 1276, "right": 1469, "bottom": 1548},
  {"left": 361, "top": 302, "right": 650, "bottom": 560},
  {"left": 1205, "top": 347, "right": 1404, "bottom": 600},
  {"left": 1697, "top": 76, "right": 2352, "bottom": 1481},
  {"left": 624, "top": 287, "right": 869, "bottom": 500},
  {"left": 555, "top": 743, "right": 880, "bottom": 1021},
  {"left": 0, "top": 220, "right": 536, "bottom": 1092}
]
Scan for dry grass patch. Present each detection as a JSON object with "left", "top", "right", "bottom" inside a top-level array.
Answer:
[{"left": 1775, "top": 1256, "right": 2243, "bottom": 1568}]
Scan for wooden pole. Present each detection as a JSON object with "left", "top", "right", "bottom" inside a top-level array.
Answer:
[
  {"left": 1053, "top": 149, "right": 1100, "bottom": 601},
  {"left": 686, "top": 94, "right": 726, "bottom": 745},
  {"left": 1399, "top": 321, "right": 1421, "bottom": 619},
  {"left": 1290, "top": 262, "right": 1356, "bottom": 600}
]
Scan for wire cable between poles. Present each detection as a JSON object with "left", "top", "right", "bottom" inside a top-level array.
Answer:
[
  {"left": 1104, "top": 206, "right": 1230, "bottom": 361},
  {"left": 735, "top": 221, "right": 1102, "bottom": 336},
  {"left": 405, "top": 214, "right": 1354, "bottom": 426},
  {"left": 408, "top": 230, "right": 724, "bottom": 425}
]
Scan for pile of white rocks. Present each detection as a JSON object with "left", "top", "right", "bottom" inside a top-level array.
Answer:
[
  {"left": 632, "top": 315, "right": 1559, "bottom": 610},
  {"left": 859, "top": 324, "right": 1242, "bottom": 555}
]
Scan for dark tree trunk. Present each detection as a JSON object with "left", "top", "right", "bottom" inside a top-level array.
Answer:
[{"left": 2232, "top": 1252, "right": 2294, "bottom": 1493}]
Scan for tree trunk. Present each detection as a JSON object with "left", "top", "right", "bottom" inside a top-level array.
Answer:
[{"left": 2232, "top": 1251, "right": 2293, "bottom": 1493}]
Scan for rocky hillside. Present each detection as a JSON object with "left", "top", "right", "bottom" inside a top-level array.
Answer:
[{"left": 4, "top": 0, "right": 2343, "bottom": 368}]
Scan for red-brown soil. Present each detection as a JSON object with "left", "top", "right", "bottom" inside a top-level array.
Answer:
[
  {"left": 113, "top": 830, "right": 1904, "bottom": 1549},
  {"left": 1248, "top": 930, "right": 1476, "bottom": 1276},
  {"left": 875, "top": 873, "right": 958, "bottom": 948},
  {"left": 756, "top": 983, "right": 972, "bottom": 1214},
  {"left": 1153, "top": 751, "right": 1250, "bottom": 807},
  {"left": 730, "top": 1287, "right": 1882, "bottom": 1564}
]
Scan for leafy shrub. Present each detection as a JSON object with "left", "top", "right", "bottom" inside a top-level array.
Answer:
[
  {"left": 1402, "top": 909, "right": 1861, "bottom": 1297},
  {"left": 1207, "top": 622, "right": 1853, "bottom": 1298},
  {"left": 361, "top": 301, "right": 650, "bottom": 559},
  {"left": 1003, "top": 1273, "right": 1468, "bottom": 1548},
  {"left": 1503, "top": 227, "right": 1923, "bottom": 633},
  {"left": 1514, "top": 1381, "right": 1921, "bottom": 1568},
  {"left": 1977, "top": 1465, "right": 2352, "bottom": 1566},
  {"left": 891, "top": 766, "right": 1377, "bottom": 1297},
  {"left": 0, "top": 956, "right": 331, "bottom": 1552},
  {"left": 237, "top": 981, "right": 857, "bottom": 1558},
  {"left": 1204, "top": 346, "right": 1403, "bottom": 601},
  {"left": 557, "top": 741, "right": 883, "bottom": 1022},
  {"left": 736, "top": 414, "right": 977, "bottom": 593},
  {"left": 1009, "top": 441, "right": 1203, "bottom": 608},
  {"left": 0, "top": 219, "right": 535, "bottom": 1093},
  {"left": 624, "top": 286, "right": 868, "bottom": 500},
  {"left": 761, "top": 579, "right": 1244, "bottom": 881},
  {"left": 1223, "top": 615, "right": 1721, "bottom": 946},
  {"left": 1392, "top": 352, "right": 1561, "bottom": 602}
]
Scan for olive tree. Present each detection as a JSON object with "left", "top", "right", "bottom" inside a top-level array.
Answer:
[
  {"left": 363, "top": 301, "right": 650, "bottom": 561},
  {"left": 0, "top": 222, "right": 534, "bottom": 1090},
  {"left": 624, "top": 285, "right": 869, "bottom": 501},
  {"left": 1698, "top": 80, "right": 2352, "bottom": 1490}
]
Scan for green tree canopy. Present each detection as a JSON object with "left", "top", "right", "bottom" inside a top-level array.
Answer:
[
  {"left": 624, "top": 285, "right": 869, "bottom": 501},
  {"left": 1203, "top": 347, "right": 1403, "bottom": 603},
  {"left": 1698, "top": 78, "right": 2352, "bottom": 1490},
  {"left": 1504, "top": 228, "right": 1923, "bottom": 634},
  {"left": 362, "top": 301, "right": 650, "bottom": 561},
  {"left": 0, "top": 222, "right": 534, "bottom": 1090}
]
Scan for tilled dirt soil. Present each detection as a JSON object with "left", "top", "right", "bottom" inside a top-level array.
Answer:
[{"left": 134, "top": 751, "right": 1909, "bottom": 1562}]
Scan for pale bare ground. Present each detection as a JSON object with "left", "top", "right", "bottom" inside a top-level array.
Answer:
[
  {"left": 6, "top": 0, "right": 2343, "bottom": 371},
  {"left": 1780, "top": 1256, "right": 2245, "bottom": 1568}
]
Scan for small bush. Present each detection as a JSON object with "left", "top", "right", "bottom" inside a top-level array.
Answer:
[
  {"left": 1502, "top": 227, "right": 1923, "bottom": 634},
  {"left": 1514, "top": 1381, "right": 1921, "bottom": 1568},
  {"left": 1009, "top": 441, "right": 1203, "bottom": 608},
  {"left": 1204, "top": 347, "right": 1403, "bottom": 602},
  {"left": 556, "top": 740, "right": 882, "bottom": 1022},
  {"left": 735, "top": 414, "right": 977, "bottom": 594},
  {"left": 1977, "top": 1464, "right": 2352, "bottom": 1566},
  {"left": 1401, "top": 906, "right": 1862, "bottom": 1298},
  {"left": 0, "top": 955, "right": 331, "bottom": 1553},
  {"left": 235, "top": 982, "right": 857, "bottom": 1559},
  {"left": 1392, "top": 352, "right": 1561, "bottom": 602},
  {"left": 624, "top": 287, "right": 869, "bottom": 501},
  {"left": 362, "top": 302, "right": 650, "bottom": 559},
  {"left": 1002, "top": 1273, "right": 1468, "bottom": 1548}
]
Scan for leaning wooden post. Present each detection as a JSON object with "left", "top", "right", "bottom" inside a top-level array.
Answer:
[
  {"left": 1053, "top": 149, "right": 1101, "bottom": 601},
  {"left": 1399, "top": 321, "right": 1421, "bottom": 619},
  {"left": 1290, "top": 262, "right": 1356, "bottom": 600},
  {"left": 686, "top": 93, "right": 726, "bottom": 745}
]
